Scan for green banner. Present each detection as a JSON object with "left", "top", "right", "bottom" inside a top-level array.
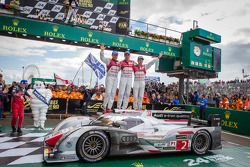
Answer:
[
  {"left": 184, "top": 105, "right": 250, "bottom": 136},
  {"left": 0, "top": 15, "right": 180, "bottom": 57}
]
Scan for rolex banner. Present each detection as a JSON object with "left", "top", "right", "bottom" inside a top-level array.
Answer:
[{"left": 2, "top": 0, "right": 130, "bottom": 35}]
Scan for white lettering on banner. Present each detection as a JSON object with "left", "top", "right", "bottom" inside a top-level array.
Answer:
[{"left": 183, "top": 154, "right": 234, "bottom": 166}]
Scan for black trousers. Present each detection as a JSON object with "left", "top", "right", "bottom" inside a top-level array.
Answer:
[
  {"left": 81, "top": 102, "right": 89, "bottom": 116},
  {"left": 199, "top": 108, "right": 206, "bottom": 120}
]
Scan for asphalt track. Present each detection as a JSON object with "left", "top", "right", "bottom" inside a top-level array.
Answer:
[{"left": 0, "top": 117, "right": 249, "bottom": 167}]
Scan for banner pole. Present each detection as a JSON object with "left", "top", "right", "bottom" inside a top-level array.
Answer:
[
  {"left": 90, "top": 70, "right": 93, "bottom": 88},
  {"left": 72, "top": 62, "right": 83, "bottom": 84},
  {"left": 65, "top": 98, "right": 69, "bottom": 117},
  {"left": 82, "top": 62, "right": 84, "bottom": 86}
]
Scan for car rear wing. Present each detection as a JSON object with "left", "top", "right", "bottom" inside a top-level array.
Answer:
[
  {"left": 114, "top": 109, "right": 192, "bottom": 125},
  {"left": 191, "top": 114, "right": 221, "bottom": 127}
]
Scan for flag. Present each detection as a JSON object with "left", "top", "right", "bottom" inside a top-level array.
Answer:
[
  {"left": 54, "top": 73, "right": 72, "bottom": 85},
  {"left": 84, "top": 53, "right": 105, "bottom": 80}
]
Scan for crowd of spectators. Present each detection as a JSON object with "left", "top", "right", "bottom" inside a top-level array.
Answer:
[{"left": 1, "top": 74, "right": 250, "bottom": 115}]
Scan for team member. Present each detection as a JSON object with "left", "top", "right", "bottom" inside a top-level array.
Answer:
[
  {"left": 244, "top": 94, "right": 250, "bottom": 111},
  {"left": 219, "top": 94, "right": 229, "bottom": 109},
  {"left": 133, "top": 52, "right": 162, "bottom": 110},
  {"left": 117, "top": 50, "right": 136, "bottom": 109},
  {"left": 11, "top": 80, "right": 30, "bottom": 135},
  {"left": 64, "top": 0, "right": 79, "bottom": 25},
  {"left": 100, "top": 45, "right": 120, "bottom": 112},
  {"left": 198, "top": 94, "right": 207, "bottom": 120}
]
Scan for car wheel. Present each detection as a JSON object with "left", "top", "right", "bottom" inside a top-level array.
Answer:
[
  {"left": 192, "top": 130, "right": 211, "bottom": 155},
  {"left": 76, "top": 131, "right": 110, "bottom": 162}
]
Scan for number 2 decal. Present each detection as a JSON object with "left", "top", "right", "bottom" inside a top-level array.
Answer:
[{"left": 176, "top": 140, "right": 189, "bottom": 150}]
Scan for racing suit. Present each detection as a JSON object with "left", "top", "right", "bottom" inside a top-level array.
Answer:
[
  {"left": 11, "top": 86, "right": 29, "bottom": 129},
  {"left": 133, "top": 59, "right": 159, "bottom": 109},
  {"left": 117, "top": 60, "right": 135, "bottom": 109},
  {"left": 100, "top": 51, "right": 120, "bottom": 110}
]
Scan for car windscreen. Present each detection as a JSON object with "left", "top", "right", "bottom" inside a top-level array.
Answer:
[{"left": 90, "top": 115, "right": 144, "bottom": 129}]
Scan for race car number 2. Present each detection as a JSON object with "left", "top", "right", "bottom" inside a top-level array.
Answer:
[{"left": 176, "top": 140, "right": 189, "bottom": 150}]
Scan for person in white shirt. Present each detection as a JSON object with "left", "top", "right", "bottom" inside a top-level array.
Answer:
[
  {"left": 117, "top": 51, "right": 136, "bottom": 109},
  {"left": 133, "top": 52, "right": 162, "bottom": 109},
  {"left": 100, "top": 45, "right": 120, "bottom": 112}
]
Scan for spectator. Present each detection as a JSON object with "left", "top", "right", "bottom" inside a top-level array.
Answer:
[
  {"left": 219, "top": 94, "right": 229, "bottom": 109},
  {"left": 244, "top": 93, "right": 250, "bottom": 111},
  {"left": 172, "top": 95, "right": 180, "bottom": 105},
  {"left": 213, "top": 93, "right": 221, "bottom": 108},
  {"left": 0, "top": 79, "right": 8, "bottom": 132},
  {"left": 91, "top": 89, "right": 104, "bottom": 101},
  {"left": 142, "top": 92, "right": 150, "bottom": 104},
  {"left": 193, "top": 91, "right": 199, "bottom": 105},
  {"left": 81, "top": 87, "right": 91, "bottom": 116},
  {"left": 150, "top": 93, "right": 157, "bottom": 105},
  {"left": 198, "top": 94, "right": 207, "bottom": 120},
  {"left": 156, "top": 94, "right": 162, "bottom": 104}
]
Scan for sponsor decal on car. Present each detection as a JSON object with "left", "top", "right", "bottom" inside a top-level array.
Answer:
[
  {"left": 169, "top": 141, "right": 176, "bottom": 147},
  {"left": 154, "top": 143, "right": 168, "bottom": 148},
  {"left": 176, "top": 140, "right": 190, "bottom": 150},
  {"left": 163, "top": 147, "right": 176, "bottom": 150},
  {"left": 176, "top": 135, "right": 188, "bottom": 140}
]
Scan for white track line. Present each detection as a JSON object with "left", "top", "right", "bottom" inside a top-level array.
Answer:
[
  {"left": 222, "top": 131, "right": 250, "bottom": 140},
  {"left": 226, "top": 141, "right": 240, "bottom": 146}
]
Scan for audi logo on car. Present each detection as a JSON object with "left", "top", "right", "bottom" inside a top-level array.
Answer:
[{"left": 121, "top": 136, "right": 138, "bottom": 142}]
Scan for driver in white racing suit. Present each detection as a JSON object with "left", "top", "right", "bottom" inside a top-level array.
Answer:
[
  {"left": 100, "top": 45, "right": 120, "bottom": 112},
  {"left": 117, "top": 51, "right": 136, "bottom": 109},
  {"left": 133, "top": 52, "right": 163, "bottom": 110}
]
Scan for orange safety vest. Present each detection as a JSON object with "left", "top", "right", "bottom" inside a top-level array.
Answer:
[
  {"left": 244, "top": 98, "right": 250, "bottom": 111},
  {"left": 235, "top": 99, "right": 243, "bottom": 110},
  {"left": 129, "top": 96, "right": 134, "bottom": 103},
  {"left": 93, "top": 94, "right": 104, "bottom": 101},
  {"left": 143, "top": 96, "right": 150, "bottom": 104},
  {"left": 219, "top": 97, "right": 229, "bottom": 109},
  {"left": 114, "top": 95, "right": 118, "bottom": 102}
]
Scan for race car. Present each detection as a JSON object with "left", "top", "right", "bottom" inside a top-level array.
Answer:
[{"left": 43, "top": 110, "right": 222, "bottom": 163}]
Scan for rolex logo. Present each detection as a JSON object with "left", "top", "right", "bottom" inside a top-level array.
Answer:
[
  {"left": 145, "top": 42, "right": 149, "bottom": 47},
  {"left": 119, "top": 37, "right": 124, "bottom": 43},
  {"left": 88, "top": 31, "right": 93, "bottom": 38},
  {"left": 132, "top": 162, "right": 144, "bottom": 167},
  {"left": 168, "top": 47, "right": 172, "bottom": 52},
  {"left": 225, "top": 111, "right": 230, "bottom": 120},
  {"left": 53, "top": 25, "right": 59, "bottom": 32},
  {"left": 12, "top": 19, "right": 19, "bottom": 26}
]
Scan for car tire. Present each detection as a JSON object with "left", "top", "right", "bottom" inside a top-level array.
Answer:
[
  {"left": 76, "top": 131, "right": 110, "bottom": 162},
  {"left": 192, "top": 130, "right": 211, "bottom": 155}
]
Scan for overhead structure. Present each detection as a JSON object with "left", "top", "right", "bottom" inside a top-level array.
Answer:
[{"left": 0, "top": 0, "right": 221, "bottom": 104}]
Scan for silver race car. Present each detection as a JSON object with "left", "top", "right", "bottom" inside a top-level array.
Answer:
[{"left": 43, "top": 110, "right": 221, "bottom": 163}]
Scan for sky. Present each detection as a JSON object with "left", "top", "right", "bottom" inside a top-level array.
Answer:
[{"left": 0, "top": 0, "right": 250, "bottom": 85}]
